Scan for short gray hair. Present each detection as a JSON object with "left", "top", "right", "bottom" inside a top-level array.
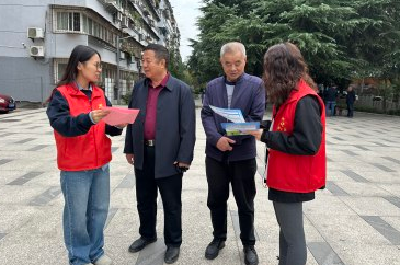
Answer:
[{"left": 220, "top": 42, "right": 246, "bottom": 57}]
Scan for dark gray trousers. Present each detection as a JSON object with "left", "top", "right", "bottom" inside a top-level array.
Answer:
[{"left": 273, "top": 201, "right": 307, "bottom": 265}]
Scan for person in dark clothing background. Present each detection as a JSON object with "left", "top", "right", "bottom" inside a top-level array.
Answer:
[
  {"left": 325, "top": 85, "right": 337, "bottom": 116},
  {"left": 346, "top": 86, "right": 356, "bottom": 117},
  {"left": 249, "top": 43, "right": 326, "bottom": 265},
  {"left": 47, "top": 45, "right": 125, "bottom": 265}
]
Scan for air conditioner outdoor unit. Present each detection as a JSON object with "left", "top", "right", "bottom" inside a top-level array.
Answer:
[
  {"left": 27, "top": 27, "right": 44, "bottom": 38},
  {"left": 116, "top": 12, "right": 123, "bottom": 21},
  {"left": 30, "top": 46, "right": 45, "bottom": 57}
]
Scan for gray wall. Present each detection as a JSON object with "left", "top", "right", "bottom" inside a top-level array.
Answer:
[
  {"left": 0, "top": 0, "right": 143, "bottom": 101},
  {"left": 0, "top": 1, "right": 54, "bottom": 101}
]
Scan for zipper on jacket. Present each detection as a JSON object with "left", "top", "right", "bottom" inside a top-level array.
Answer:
[{"left": 89, "top": 94, "right": 99, "bottom": 167}]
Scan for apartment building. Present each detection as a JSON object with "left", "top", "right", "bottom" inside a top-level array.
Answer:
[{"left": 0, "top": 0, "right": 181, "bottom": 102}]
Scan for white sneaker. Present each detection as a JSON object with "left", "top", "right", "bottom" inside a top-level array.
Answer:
[{"left": 94, "top": 254, "right": 113, "bottom": 265}]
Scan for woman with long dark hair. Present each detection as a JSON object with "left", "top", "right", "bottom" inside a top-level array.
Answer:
[
  {"left": 47, "top": 45, "right": 126, "bottom": 265},
  {"left": 250, "top": 43, "right": 326, "bottom": 265}
]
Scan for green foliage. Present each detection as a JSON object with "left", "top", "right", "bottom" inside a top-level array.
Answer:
[{"left": 188, "top": 0, "right": 400, "bottom": 89}]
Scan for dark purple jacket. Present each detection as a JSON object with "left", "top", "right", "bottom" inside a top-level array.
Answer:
[{"left": 201, "top": 73, "right": 265, "bottom": 162}]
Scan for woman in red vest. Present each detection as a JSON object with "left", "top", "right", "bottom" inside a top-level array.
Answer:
[
  {"left": 47, "top": 45, "right": 126, "bottom": 265},
  {"left": 250, "top": 43, "right": 326, "bottom": 265}
]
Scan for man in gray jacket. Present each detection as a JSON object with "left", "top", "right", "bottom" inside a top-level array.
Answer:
[
  {"left": 124, "top": 44, "right": 195, "bottom": 264},
  {"left": 201, "top": 42, "right": 265, "bottom": 265}
]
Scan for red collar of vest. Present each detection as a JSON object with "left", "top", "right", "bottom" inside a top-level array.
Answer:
[{"left": 61, "top": 82, "right": 103, "bottom": 99}]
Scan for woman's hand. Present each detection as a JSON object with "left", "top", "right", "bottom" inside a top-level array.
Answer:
[
  {"left": 247, "top": 129, "right": 263, "bottom": 141},
  {"left": 115, "top": 123, "right": 128, "bottom": 129},
  {"left": 90, "top": 109, "right": 111, "bottom": 124}
]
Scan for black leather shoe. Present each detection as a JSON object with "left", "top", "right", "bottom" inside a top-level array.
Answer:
[
  {"left": 128, "top": 237, "right": 157, "bottom": 253},
  {"left": 205, "top": 239, "right": 226, "bottom": 260},
  {"left": 164, "top": 246, "right": 180, "bottom": 264},
  {"left": 243, "top": 245, "right": 259, "bottom": 265}
]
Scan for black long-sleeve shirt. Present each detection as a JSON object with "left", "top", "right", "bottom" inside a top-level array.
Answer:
[
  {"left": 47, "top": 90, "right": 123, "bottom": 137},
  {"left": 262, "top": 95, "right": 323, "bottom": 203}
]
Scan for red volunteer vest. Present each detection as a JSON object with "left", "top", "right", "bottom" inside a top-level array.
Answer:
[
  {"left": 266, "top": 79, "right": 326, "bottom": 193},
  {"left": 54, "top": 83, "right": 112, "bottom": 171}
]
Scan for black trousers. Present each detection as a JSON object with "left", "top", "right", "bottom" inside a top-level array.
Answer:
[
  {"left": 134, "top": 146, "right": 183, "bottom": 246},
  {"left": 347, "top": 103, "right": 354, "bottom": 117},
  {"left": 205, "top": 156, "right": 257, "bottom": 246}
]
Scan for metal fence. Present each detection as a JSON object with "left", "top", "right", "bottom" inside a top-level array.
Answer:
[{"left": 356, "top": 95, "right": 400, "bottom": 114}]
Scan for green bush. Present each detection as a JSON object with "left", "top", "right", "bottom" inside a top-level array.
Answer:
[{"left": 122, "top": 91, "right": 132, "bottom": 105}]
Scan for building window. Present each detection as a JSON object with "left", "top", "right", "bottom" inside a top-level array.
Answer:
[
  {"left": 54, "top": 59, "right": 69, "bottom": 83},
  {"left": 88, "top": 18, "right": 93, "bottom": 35},
  {"left": 57, "top": 12, "right": 69, "bottom": 31},
  {"left": 82, "top": 14, "right": 88, "bottom": 33},
  {"left": 56, "top": 11, "right": 81, "bottom": 32},
  {"left": 54, "top": 10, "right": 119, "bottom": 48}
]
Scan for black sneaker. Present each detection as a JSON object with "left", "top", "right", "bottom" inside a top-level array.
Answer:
[
  {"left": 205, "top": 239, "right": 226, "bottom": 260},
  {"left": 243, "top": 245, "right": 259, "bottom": 265}
]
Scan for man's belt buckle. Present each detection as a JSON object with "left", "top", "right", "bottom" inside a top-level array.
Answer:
[{"left": 146, "top": 139, "right": 156, "bottom": 146}]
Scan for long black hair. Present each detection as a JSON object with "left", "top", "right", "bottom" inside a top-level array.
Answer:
[
  {"left": 46, "top": 45, "right": 101, "bottom": 103},
  {"left": 57, "top": 45, "right": 101, "bottom": 86}
]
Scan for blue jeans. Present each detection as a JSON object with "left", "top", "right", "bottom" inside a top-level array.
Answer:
[
  {"left": 326, "top": 101, "right": 336, "bottom": 116},
  {"left": 60, "top": 164, "right": 110, "bottom": 265}
]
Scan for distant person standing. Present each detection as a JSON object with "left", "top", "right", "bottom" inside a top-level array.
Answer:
[
  {"left": 325, "top": 85, "right": 337, "bottom": 116},
  {"left": 346, "top": 86, "right": 356, "bottom": 117}
]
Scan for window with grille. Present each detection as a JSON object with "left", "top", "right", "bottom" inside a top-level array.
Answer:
[
  {"left": 55, "top": 11, "right": 119, "bottom": 47},
  {"left": 56, "top": 12, "right": 81, "bottom": 32},
  {"left": 54, "top": 59, "right": 69, "bottom": 83}
]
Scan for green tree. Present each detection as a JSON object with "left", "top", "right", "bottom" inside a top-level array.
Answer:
[{"left": 189, "top": 0, "right": 399, "bottom": 91}]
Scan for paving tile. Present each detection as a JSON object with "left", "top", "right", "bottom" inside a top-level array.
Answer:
[
  {"left": 0, "top": 233, "right": 6, "bottom": 241},
  {"left": 0, "top": 159, "right": 12, "bottom": 165},
  {"left": 340, "top": 170, "right": 368, "bottom": 183},
  {"left": 136, "top": 240, "right": 165, "bottom": 265},
  {"left": 307, "top": 215, "right": 390, "bottom": 245},
  {"left": 361, "top": 216, "right": 400, "bottom": 245},
  {"left": 27, "top": 145, "right": 48, "bottom": 151},
  {"left": 383, "top": 196, "right": 400, "bottom": 209},
  {"left": 308, "top": 242, "right": 345, "bottom": 265},
  {"left": 371, "top": 163, "right": 396, "bottom": 172},
  {"left": 2, "top": 108, "right": 400, "bottom": 265},
  {"left": 329, "top": 242, "right": 400, "bottom": 265},
  {"left": 7, "top": 171, "right": 44, "bottom": 185},
  {"left": 117, "top": 173, "right": 136, "bottom": 188},
  {"left": 105, "top": 207, "right": 119, "bottom": 228},
  {"left": 382, "top": 157, "right": 400, "bottom": 164},
  {"left": 325, "top": 182, "right": 349, "bottom": 196},
  {"left": 353, "top": 145, "right": 369, "bottom": 151},
  {"left": 29, "top": 186, "right": 61, "bottom": 206},
  {"left": 341, "top": 197, "right": 400, "bottom": 216},
  {"left": 13, "top": 137, "right": 36, "bottom": 144}
]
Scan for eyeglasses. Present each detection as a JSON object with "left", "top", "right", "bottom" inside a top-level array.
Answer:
[
  {"left": 93, "top": 62, "right": 102, "bottom": 70},
  {"left": 81, "top": 61, "right": 102, "bottom": 70}
]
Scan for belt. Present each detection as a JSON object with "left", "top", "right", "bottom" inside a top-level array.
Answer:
[{"left": 145, "top": 139, "right": 156, "bottom": 146}]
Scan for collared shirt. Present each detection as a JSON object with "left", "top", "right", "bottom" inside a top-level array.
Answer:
[{"left": 144, "top": 73, "right": 170, "bottom": 140}]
